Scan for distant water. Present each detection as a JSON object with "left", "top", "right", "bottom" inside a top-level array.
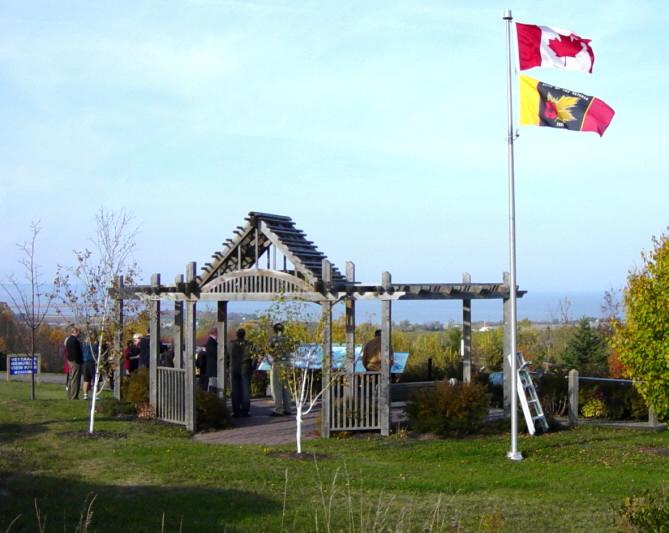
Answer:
[
  {"left": 7, "top": 284, "right": 610, "bottom": 325},
  {"left": 221, "top": 291, "right": 609, "bottom": 325}
]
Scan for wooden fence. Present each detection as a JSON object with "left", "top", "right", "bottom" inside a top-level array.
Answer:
[
  {"left": 330, "top": 372, "right": 382, "bottom": 431},
  {"left": 156, "top": 367, "right": 186, "bottom": 425},
  {"left": 568, "top": 369, "right": 663, "bottom": 429}
]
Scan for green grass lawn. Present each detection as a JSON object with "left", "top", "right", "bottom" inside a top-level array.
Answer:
[{"left": 1, "top": 381, "right": 667, "bottom": 532}]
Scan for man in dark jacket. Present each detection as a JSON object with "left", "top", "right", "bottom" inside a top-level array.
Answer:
[
  {"left": 65, "top": 326, "right": 83, "bottom": 400},
  {"left": 138, "top": 334, "right": 151, "bottom": 369},
  {"left": 204, "top": 329, "right": 218, "bottom": 393},
  {"left": 229, "top": 328, "right": 254, "bottom": 417}
]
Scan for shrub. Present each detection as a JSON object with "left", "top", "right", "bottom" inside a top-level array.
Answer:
[
  {"left": 95, "top": 398, "right": 137, "bottom": 417},
  {"left": 581, "top": 397, "right": 607, "bottom": 418},
  {"left": 616, "top": 486, "right": 669, "bottom": 532},
  {"left": 122, "top": 368, "right": 149, "bottom": 407},
  {"left": 405, "top": 381, "right": 490, "bottom": 437},
  {"left": 251, "top": 370, "right": 269, "bottom": 398},
  {"left": 579, "top": 381, "right": 648, "bottom": 420},
  {"left": 402, "top": 359, "right": 462, "bottom": 383},
  {"left": 537, "top": 373, "right": 568, "bottom": 420},
  {"left": 486, "top": 383, "right": 504, "bottom": 409},
  {"left": 196, "top": 391, "right": 230, "bottom": 430},
  {"left": 399, "top": 330, "right": 462, "bottom": 383}
]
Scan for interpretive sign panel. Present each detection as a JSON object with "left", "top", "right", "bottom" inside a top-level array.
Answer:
[{"left": 257, "top": 344, "right": 408, "bottom": 374}]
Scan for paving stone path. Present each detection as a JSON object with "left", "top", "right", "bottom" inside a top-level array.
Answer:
[{"left": 194, "top": 398, "right": 321, "bottom": 446}]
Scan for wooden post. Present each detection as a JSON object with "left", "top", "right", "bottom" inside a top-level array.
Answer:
[
  {"left": 380, "top": 271, "right": 392, "bottom": 436},
  {"left": 321, "top": 298, "right": 332, "bottom": 438},
  {"left": 345, "top": 262, "right": 356, "bottom": 393},
  {"left": 217, "top": 301, "right": 228, "bottom": 400},
  {"left": 320, "top": 259, "right": 333, "bottom": 437},
  {"left": 462, "top": 272, "right": 472, "bottom": 384},
  {"left": 173, "top": 275, "right": 184, "bottom": 369},
  {"left": 113, "top": 275, "right": 124, "bottom": 400},
  {"left": 254, "top": 228, "right": 259, "bottom": 268},
  {"left": 648, "top": 406, "right": 659, "bottom": 427},
  {"left": 568, "top": 369, "right": 579, "bottom": 426},
  {"left": 149, "top": 273, "right": 161, "bottom": 411},
  {"left": 502, "top": 272, "right": 512, "bottom": 417},
  {"left": 184, "top": 262, "right": 197, "bottom": 432}
]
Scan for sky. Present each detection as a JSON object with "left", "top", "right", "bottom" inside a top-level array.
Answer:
[{"left": 1, "top": 0, "right": 668, "bottom": 307}]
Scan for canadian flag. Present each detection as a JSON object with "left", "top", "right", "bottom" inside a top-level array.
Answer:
[{"left": 516, "top": 22, "right": 595, "bottom": 74}]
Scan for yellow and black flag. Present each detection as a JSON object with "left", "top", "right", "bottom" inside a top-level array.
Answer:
[{"left": 519, "top": 75, "right": 614, "bottom": 136}]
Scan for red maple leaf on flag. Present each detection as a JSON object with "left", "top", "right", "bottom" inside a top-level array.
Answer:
[{"left": 548, "top": 34, "right": 586, "bottom": 58}]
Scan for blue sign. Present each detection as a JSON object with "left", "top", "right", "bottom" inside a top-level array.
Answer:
[
  {"left": 8, "top": 355, "right": 39, "bottom": 376},
  {"left": 257, "top": 344, "right": 409, "bottom": 374}
]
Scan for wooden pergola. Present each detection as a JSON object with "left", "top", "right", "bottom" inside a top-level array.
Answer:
[{"left": 112, "top": 212, "right": 524, "bottom": 434}]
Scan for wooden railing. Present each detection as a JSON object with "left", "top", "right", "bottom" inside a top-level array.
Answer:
[
  {"left": 330, "top": 372, "right": 381, "bottom": 431},
  {"left": 156, "top": 367, "right": 186, "bottom": 425}
]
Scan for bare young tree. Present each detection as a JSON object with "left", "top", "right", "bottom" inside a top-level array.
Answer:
[
  {"left": 601, "top": 288, "right": 622, "bottom": 323},
  {"left": 249, "top": 301, "right": 344, "bottom": 454},
  {"left": 1, "top": 221, "right": 55, "bottom": 400},
  {"left": 285, "top": 343, "right": 343, "bottom": 454},
  {"left": 55, "top": 208, "right": 139, "bottom": 433},
  {"left": 558, "top": 296, "right": 572, "bottom": 325}
]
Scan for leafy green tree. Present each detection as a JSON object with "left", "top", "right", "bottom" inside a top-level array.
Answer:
[
  {"left": 562, "top": 317, "right": 609, "bottom": 376},
  {"left": 402, "top": 330, "right": 461, "bottom": 381},
  {"left": 613, "top": 231, "right": 669, "bottom": 421},
  {"left": 473, "top": 327, "right": 503, "bottom": 371}
]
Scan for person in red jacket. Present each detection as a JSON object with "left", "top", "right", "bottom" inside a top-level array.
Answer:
[{"left": 63, "top": 353, "right": 70, "bottom": 391}]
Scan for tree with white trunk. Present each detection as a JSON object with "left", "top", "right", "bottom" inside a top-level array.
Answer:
[
  {"left": 54, "top": 208, "right": 139, "bottom": 433},
  {"left": 248, "top": 301, "right": 344, "bottom": 454}
]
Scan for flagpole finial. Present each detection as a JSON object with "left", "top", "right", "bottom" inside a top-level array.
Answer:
[{"left": 503, "top": 9, "right": 512, "bottom": 20}]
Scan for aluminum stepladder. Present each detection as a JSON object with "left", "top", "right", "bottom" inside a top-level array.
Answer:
[{"left": 508, "top": 352, "right": 549, "bottom": 435}]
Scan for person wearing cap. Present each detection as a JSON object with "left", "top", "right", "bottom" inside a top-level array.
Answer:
[{"left": 268, "top": 323, "right": 292, "bottom": 416}]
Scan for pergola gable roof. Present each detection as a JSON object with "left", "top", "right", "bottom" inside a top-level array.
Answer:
[{"left": 197, "top": 211, "right": 345, "bottom": 288}]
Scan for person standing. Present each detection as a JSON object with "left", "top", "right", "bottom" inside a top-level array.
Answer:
[
  {"left": 137, "top": 333, "right": 151, "bottom": 369},
  {"left": 204, "top": 329, "right": 219, "bottom": 393},
  {"left": 63, "top": 351, "right": 70, "bottom": 392},
  {"left": 362, "top": 329, "right": 394, "bottom": 372},
  {"left": 124, "top": 338, "right": 140, "bottom": 373},
  {"left": 81, "top": 339, "right": 96, "bottom": 400},
  {"left": 195, "top": 347, "right": 208, "bottom": 391},
  {"left": 269, "top": 323, "right": 292, "bottom": 416},
  {"left": 229, "top": 328, "right": 253, "bottom": 417},
  {"left": 64, "top": 326, "right": 83, "bottom": 400}
]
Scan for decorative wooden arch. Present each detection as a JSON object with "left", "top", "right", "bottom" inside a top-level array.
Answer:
[
  {"left": 201, "top": 269, "right": 320, "bottom": 301},
  {"left": 112, "top": 212, "right": 524, "bottom": 434}
]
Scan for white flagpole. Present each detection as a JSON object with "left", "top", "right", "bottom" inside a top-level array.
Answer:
[{"left": 504, "top": 8, "right": 523, "bottom": 461}]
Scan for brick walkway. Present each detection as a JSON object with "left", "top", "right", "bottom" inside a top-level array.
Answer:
[
  {"left": 193, "top": 398, "right": 321, "bottom": 446},
  {"left": 193, "top": 399, "right": 411, "bottom": 446}
]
